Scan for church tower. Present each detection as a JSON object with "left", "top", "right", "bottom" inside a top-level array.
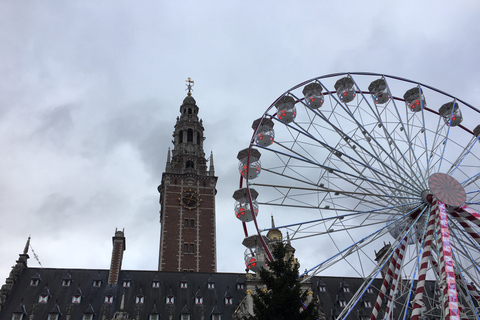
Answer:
[{"left": 158, "top": 79, "right": 218, "bottom": 272}]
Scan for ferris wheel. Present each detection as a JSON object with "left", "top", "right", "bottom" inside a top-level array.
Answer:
[{"left": 234, "top": 72, "right": 480, "bottom": 319}]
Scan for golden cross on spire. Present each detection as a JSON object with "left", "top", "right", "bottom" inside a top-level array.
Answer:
[{"left": 186, "top": 77, "right": 194, "bottom": 96}]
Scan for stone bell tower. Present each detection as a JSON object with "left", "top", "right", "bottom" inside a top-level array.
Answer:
[{"left": 158, "top": 79, "right": 218, "bottom": 272}]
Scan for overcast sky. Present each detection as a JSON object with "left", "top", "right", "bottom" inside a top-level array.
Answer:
[{"left": 1, "top": 1, "right": 480, "bottom": 281}]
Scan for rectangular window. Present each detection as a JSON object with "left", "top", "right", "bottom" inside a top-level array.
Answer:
[
  {"left": 190, "top": 244, "right": 195, "bottom": 254},
  {"left": 190, "top": 219, "right": 195, "bottom": 228},
  {"left": 185, "top": 219, "right": 189, "bottom": 228},
  {"left": 11, "top": 314, "right": 23, "bottom": 320},
  {"left": 184, "top": 243, "right": 188, "bottom": 253},
  {"left": 82, "top": 315, "right": 93, "bottom": 320},
  {"left": 149, "top": 315, "right": 159, "bottom": 320},
  {"left": 72, "top": 295, "right": 81, "bottom": 304}
]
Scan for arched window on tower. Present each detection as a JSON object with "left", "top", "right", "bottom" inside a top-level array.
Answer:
[
  {"left": 188, "top": 108, "right": 192, "bottom": 114},
  {"left": 186, "top": 160, "right": 195, "bottom": 169},
  {"left": 179, "top": 130, "right": 184, "bottom": 143},
  {"left": 196, "top": 132, "right": 201, "bottom": 145},
  {"left": 187, "top": 129, "right": 193, "bottom": 142}
]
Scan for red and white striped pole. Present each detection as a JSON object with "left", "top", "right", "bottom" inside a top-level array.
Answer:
[
  {"left": 385, "top": 236, "right": 408, "bottom": 319},
  {"left": 436, "top": 201, "right": 460, "bottom": 320},
  {"left": 410, "top": 203, "right": 437, "bottom": 320}
]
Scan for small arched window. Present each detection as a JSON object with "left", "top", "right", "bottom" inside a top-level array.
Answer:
[
  {"left": 188, "top": 108, "right": 192, "bottom": 114},
  {"left": 187, "top": 129, "right": 193, "bottom": 142},
  {"left": 186, "top": 160, "right": 194, "bottom": 169},
  {"left": 196, "top": 132, "right": 201, "bottom": 145}
]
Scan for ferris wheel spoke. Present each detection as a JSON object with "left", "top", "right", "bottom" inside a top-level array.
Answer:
[
  {"left": 270, "top": 114, "right": 421, "bottom": 195},
  {"left": 258, "top": 147, "right": 418, "bottom": 205},
  {"left": 318, "top": 91, "right": 426, "bottom": 193},
  {"left": 448, "top": 134, "right": 480, "bottom": 176}
]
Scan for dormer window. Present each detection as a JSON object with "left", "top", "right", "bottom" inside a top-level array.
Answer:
[
  {"left": 38, "top": 294, "right": 48, "bottom": 304},
  {"left": 152, "top": 281, "right": 160, "bottom": 288},
  {"left": 93, "top": 280, "right": 102, "bottom": 287},
  {"left": 62, "top": 279, "right": 71, "bottom": 287},
  {"left": 149, "top": 314, "right": 159, "bottom": 320},
  {"left": 11, "top": 314, "right": 24, "bottom": 320},
  {"left": 225, "top": 297, "right": 233, "bottom": 305},
  {"left": 104, "top": 295, "right": 113, "bottom": 304},
  {"left": 236, "top": 283, "right": 244, "bottom": 290},
  {"left": 180, "top": 281, "right": 188, "bottom": 289},
  {"left": 207, "top": 282, "right": 215, "bottom": 289},
  {"left": 364, "top": 301, "right": 372, "bottom": 308},
  {"left": 212, "top": 315, "right": 221, "bottom": 320},
  {"left": 136, "top": 295, "right": 145, "bottom": 304},
  {"left": 72, "top": 295, "right": 82, "bottom": 304},
  {"left": 30, "top": 279, "right": 39, "bottom": 286},
  {"left": 319, "top": 285, "right": 326, "bottom": 292},
  {"left": 195, "top": 296, "right": 203, "bottom": 305},
  {"left": 82, "top": 314, "right": 94, "bottom": 320},
  {"left": 342, "top": 286, "right": 350, "bottom": 293},
  {"left": 47, "top": 314, "right": 59, "bottom": 320},
  {"left": 181, "top": 314, "right": 190, "bottom": 320},
  {"left": 166, "top": 296, "right": 175, "bottom": 304},
  {"left": 339, "top": 300, "right": 347, "bottom": 308},
  {"left": 123, "top": 280, "right": 131, "bottom": 288},
  {"left": 366, "top": 287, "right": 373, "bottom": 294}
]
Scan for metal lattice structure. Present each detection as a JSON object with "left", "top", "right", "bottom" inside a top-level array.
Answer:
[{"left": 235, "top": 72, "right": 480, "bottom": 319}]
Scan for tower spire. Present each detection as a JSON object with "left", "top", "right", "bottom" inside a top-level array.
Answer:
[{"left": 209, "top": 151, "right": 215, "bottom": 176}]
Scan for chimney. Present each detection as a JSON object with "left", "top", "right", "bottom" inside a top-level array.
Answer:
[{"left": 108, "top": 229, "right": 126, "bottom": 285}]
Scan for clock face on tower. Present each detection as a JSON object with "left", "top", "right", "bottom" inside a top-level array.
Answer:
[{"left": 180, "top": 189, "right": 201, "bottom": 209}]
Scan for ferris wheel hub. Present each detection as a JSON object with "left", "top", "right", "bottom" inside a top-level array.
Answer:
[{"left": 428, "top": 173, "right": 466, "bottom": 207}]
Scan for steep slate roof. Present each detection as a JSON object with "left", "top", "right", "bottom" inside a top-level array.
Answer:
[
  {"left": 0, "top": 268, "right": 246, "bottom": 320},
  {"left": 0, "top": 267, "right": 443, "bottom": 319}
]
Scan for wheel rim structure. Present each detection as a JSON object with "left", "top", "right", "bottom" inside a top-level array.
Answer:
[{"left": 235, "top": 72, "right": 480, "bottom": 320}]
